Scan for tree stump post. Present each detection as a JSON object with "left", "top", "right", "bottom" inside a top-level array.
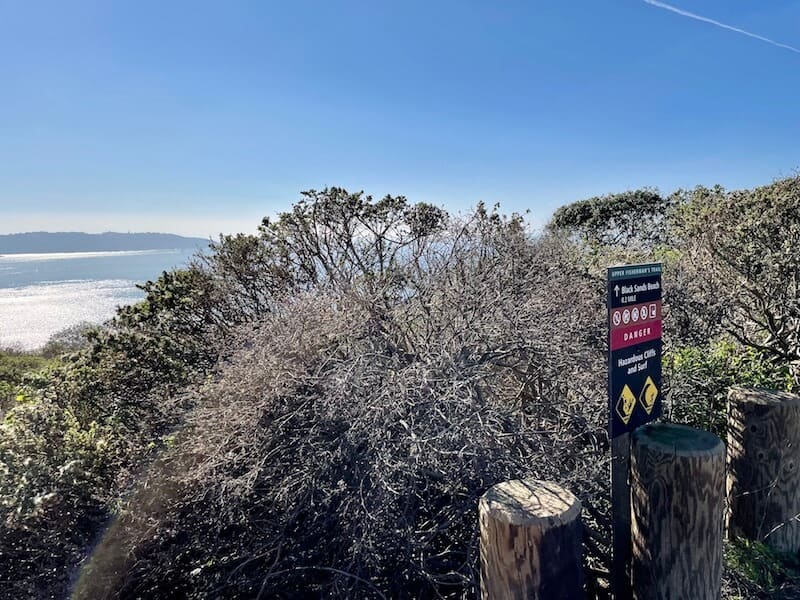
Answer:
[
  {"left": 727, "top": 386, "right": 800, "bottom": 552},
  {"left": 479, "top": 479, "right": 583, "bottom": 600},
  {"left": 630, "top": 423, "right": 724, "bottom": 600}
]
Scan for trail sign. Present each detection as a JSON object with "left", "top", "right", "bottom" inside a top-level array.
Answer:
[
  {"left": 609, "top": 262, "right": 663, "bottom": 599},
  {"left": 608, "top": 263, "right": 663, "bottom": 438}
]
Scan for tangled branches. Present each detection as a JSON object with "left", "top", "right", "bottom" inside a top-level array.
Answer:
[{"left": 75, "top": 208, "right": 613, "bottom": 599}]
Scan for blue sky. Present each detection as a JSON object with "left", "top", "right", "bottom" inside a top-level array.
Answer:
[{"left": 1, "top": 0, "right": 798, "bottom": 237}]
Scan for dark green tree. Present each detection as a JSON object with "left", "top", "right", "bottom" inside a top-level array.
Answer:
[{"left": 549, "top": 188, "right": 673, "bottom": 250}]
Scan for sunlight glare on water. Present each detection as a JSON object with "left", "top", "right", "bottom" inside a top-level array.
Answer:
[
  {"left": 0, "top": 280, "right": 140, "bottom": 350},
  {"left": 0, "top": 249, "right": 197, "bottom": 350}
]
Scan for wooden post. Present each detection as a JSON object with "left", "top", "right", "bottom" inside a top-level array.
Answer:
[
  {"left": 727, "top": 386, "right": 800, "bottom": 552},
  {"left": 611, "top": 432, "right": 632, "bottom": 600},
  {"left": 479, "top": 479, "right": 583, "bottom": 600},
  {"left": 630, "top": 423, "right": 724, "bottom": 600}
]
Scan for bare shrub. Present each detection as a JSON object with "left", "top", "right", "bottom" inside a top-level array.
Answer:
[{"left": 75, "top": 208, "right": 613, "bottom": 599}]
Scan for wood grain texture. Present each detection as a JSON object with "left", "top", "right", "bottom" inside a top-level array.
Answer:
[
  {"left": 630, "top": 423, "right": 724, "bottom": 600},
  {"left": 479, "top": 479, "right": 583, "bottom": 600},
  {"left": 727, "top": 386, "right": 800, "bottom": 552}
]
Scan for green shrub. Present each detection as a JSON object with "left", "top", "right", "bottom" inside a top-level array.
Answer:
[
  {"left": 40, "top": 322, "right": 98, "bottom": 358},
  {"left": 671, "top": 177, "right": 800, "bottom": 382},
  {"left": 724, "top": 537, "right": 800, "bottom": 598},
  {"left": 0, "top": 350, "right": 56, "bottom": 414},
  {"left": 665, "top": 339, "right": 792, "bottom": 437}
]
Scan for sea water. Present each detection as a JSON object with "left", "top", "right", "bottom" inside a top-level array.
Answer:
[{"left": 0, "top": 249, "right": 201, "bottom": 350}]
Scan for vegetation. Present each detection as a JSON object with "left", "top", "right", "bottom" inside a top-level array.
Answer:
[
  {"left": 2, "top": 179, "right": 800, "bottom": 598},
  {"left": 672, "top": 178, "right": 800, "bottom": 373},
  {"left": 549, "top": 188, "right": 673, "bottom": 250},
  {"left": 666, "top": 340, "right": 793, "bottom": 437},
  {"left": 0, "top": 349, "right": 55, "bottom": 414},
  {"left": 724, "top": 538, "right": 800, "bottom": 599}
]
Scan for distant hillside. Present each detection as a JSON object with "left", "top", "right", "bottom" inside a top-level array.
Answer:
[{"left": 0, "top": 232, "right": 209, "bottom": 254}]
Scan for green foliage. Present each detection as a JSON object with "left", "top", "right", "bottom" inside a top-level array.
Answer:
[
  {"left": 40, "top": 322, "right": 98, "bottom": 358},
  {"left": 666, "top": 339, "right": 792, "bottom": 436},
  {"left": 672, "top": 177, "right": 800, "bottom": 380},
  {"left": 0, "top": 271, "right": 220, "bottom": 597},
  {"left": 202, "top": 232, "right": 289, "bottom": 318},
  {"left": 0, "top": 350, "right": 53, "bottom": 387},
  {"left": 90, "top": 266, "right": 223, "bottom": 396},
  {"left": 1, "top": 404, "right": 120, "bottom": 514},
  {"left": 0, "top": 264, "right": 226, "bottom": 596},
  {"left": 0, "top": 350, "right": 56, "bottom": 413},
  {"left": 549, "top": 188, "right": 672, "bottom": 250},
  {"left": 725, "top": 537, "right": 800, "bottom": 597}
]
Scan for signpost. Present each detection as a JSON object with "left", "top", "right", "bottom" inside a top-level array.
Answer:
[{"left": 608, "top": 263, "right": 663, "bottom": 600}]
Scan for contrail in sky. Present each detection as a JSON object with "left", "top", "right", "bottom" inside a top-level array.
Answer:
[{"left": 643, "top": 0, "right": 800, "bottom": 54}]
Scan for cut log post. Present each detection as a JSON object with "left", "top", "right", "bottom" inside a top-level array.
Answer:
[
  {"left": 479, "top": 479, "right": 583, "bottom": 600},
  {"left": 727, "top": 386, "right": 800, "bottom": 552},
  {"left": 630, "top": 423, "right": 724, "bottom": 600}
]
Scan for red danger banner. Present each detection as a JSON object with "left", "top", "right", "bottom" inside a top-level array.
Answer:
[
  {"left": 610, "top": 321, "right": 663, "bottom": 351},
  {"left": 609, "top": 300, "right": 662, "bottom": 351}
]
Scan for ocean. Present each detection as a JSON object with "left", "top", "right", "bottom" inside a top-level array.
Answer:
[{"left": 0, "top": 249, "right": 201, "bottom": 350}]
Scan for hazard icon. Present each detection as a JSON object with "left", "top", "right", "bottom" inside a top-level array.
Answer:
[
  {"left": 616, "top": 384, "right": 637, "bottom": 425},
  {"left": 639, "top": 376, "right": 658, "bottom": 414}
]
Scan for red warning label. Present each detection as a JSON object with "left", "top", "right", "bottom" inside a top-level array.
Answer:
[{"left": 610, "top": 300, "right": 662, "bottom": 351}]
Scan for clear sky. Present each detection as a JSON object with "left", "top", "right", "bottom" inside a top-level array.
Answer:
[{"left": 1, "top": 0, "right": 798, "bottom": 237}]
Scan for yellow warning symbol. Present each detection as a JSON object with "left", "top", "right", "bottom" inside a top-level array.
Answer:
[
  {"left": 616, "top": 384, "right": 636, "bottom": 425},
  {"left": 639, "top": 376, "right": 658, "bottom": 414}
]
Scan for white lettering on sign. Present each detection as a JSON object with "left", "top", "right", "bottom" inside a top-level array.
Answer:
[
  {"left": 627, "top": 360, "right": 648, "bottom": 375},
  {"left": 618, "top": 353, "right": 644, "bottom": 367},
  {"left": 619, "top": 281, "right": 660, "bottom": 300},
  {"left": 618, "top": 351, "right": 651, "bottom": 374},
  {"left": 623, "top": 326, "right": 652, "bottom": 342}
]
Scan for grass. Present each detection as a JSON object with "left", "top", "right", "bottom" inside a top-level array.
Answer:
[{"left": 725, "top": 537, "right": 800, "bottom": 599}]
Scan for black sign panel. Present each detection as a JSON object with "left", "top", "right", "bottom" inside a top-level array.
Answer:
[{"left": 608, "top": 263, "right": 663, "bottom": 438}]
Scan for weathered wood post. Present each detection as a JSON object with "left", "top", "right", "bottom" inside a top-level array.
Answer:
[
  {"left": 630, "top": 423, "right": 724, "bottom": 600},
  {"left": 479, "top": 479, "right": 583, "bottom": 599},
  {"left": 727, "top": 386, "right": 800, "bottom": 552}
]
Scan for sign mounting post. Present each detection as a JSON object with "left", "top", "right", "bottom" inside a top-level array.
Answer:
[{"left": 608, "top": 263, "right": 663, "bottom": 600}]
